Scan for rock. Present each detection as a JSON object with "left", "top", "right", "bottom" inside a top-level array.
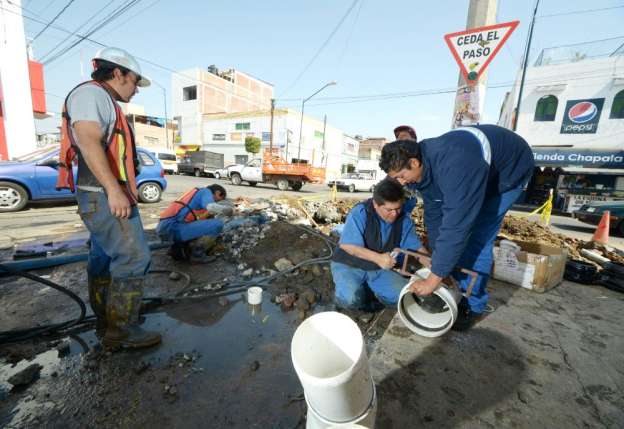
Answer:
[
  {"left": 311, "top": 265, "right": 322, "bottom": 276},
  {"left": 278, "top": 293, "right": 297, "bottom": 309},
  {"left": 242, "top": 268, "right": 253, "bottom": 277},
  {"left": 301, "top": 290, "right": 317, "bottom": 305},
  {"left": 295, "top": 296, "right": 310, "bottom": 311},
  {"left": 274, "top": 258, "right": 294, "bottom": 272},
  {"left": 250, "top": 360, "right": 260, "bottom": 372},
  {"left": 8, "top": 364, "right": 43, "bottom": 387},
  {"left": 237, "top": 263, "right": 246, "bottom": 271},
  {"left": 298, "top": 310, "right": 307, "bottom": 320},
  {"left": 169, "top": 271, "right": 182, "bottom": 281},
  {"left": 218, "top": 297, "right": 230, "bottom": 307},
  {"left": 359, "top": 313, "right": 374, "bottom": 324},
  {"left": 315, "top": 205, "right": 342, "bottom": 223}
]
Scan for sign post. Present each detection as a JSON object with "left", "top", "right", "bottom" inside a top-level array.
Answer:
[{"left": 445, "top": 20, "right": 519, "bottom": 127}]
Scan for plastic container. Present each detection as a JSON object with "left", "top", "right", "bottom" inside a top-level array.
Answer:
[
  {"left": 397, "top": 268, "right": 462, "bottom": 337},
  {"left": 291, "top": 312, "right": 374, "bottom": 423},
  {"left": 247, "top": 286, "right": 263, "bottom": 305}
]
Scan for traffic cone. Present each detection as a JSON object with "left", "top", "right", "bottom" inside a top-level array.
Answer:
[{"left": 592, "top": 210, "right": 610, "bottom": 244}]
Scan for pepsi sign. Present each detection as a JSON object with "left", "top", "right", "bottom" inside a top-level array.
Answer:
[{"left": 561, "top": 98, "right": 604, "bottom": 134}]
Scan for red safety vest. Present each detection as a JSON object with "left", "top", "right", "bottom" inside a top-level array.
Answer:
[
  {"left": 159, "top": 188, "right": 211, "bottom": 223},
  {"left": 56, "top": 80, "right": 138, "bottom": 204}
]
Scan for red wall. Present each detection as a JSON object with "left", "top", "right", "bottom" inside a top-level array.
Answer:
[
  {"left": 0, "top": 84, "right": 7, "bottom": 161},
  {"left": 28, "top": 60, "right": 46, "bottom": 114}
]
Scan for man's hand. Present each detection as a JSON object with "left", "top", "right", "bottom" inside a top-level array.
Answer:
[
  {"left": 376, "top": 252, "right": 396, "bottom": 270},
  {"left": 409, "top": 272, "right": 443, "bottom": 296},
  {"left": 107, "top": 186, "right": 132, "bottom": 219}
]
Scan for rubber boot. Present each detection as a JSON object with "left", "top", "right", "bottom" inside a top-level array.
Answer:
[
  {"left": 102, "top": 277, "right": 161, "bottom": 349},
  {"left": 87, "top": 275, "right": 110, "bottom": 336},
  {"left": 189, "top": 244, "right": 216, "bottom": 264}
]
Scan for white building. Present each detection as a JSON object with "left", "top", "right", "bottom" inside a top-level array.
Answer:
[
  {"left": 199, "top": 109, "right": 359, "bottom": 182},
  {"left": 498, "top": 41, "right": 624, "bottom": 212}
]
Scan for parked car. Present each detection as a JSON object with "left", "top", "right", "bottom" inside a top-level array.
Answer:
[
  {"left": 0, "top": 146, "right": 167, "bottom": 212},
  {"left": 214, "top": 164, "right": 243, "bottom": 180},
  {"left": 151, "top": 149, "right": 178, "bottom": 175},
  {"left": 573, "top": 201, "right": 624, "bottom": 235},
  {"left": 327, "top": 173, "right": 378, "bottom": 193}
]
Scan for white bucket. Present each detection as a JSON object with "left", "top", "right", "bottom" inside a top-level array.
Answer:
[
  {"left": 247, "top": 286, "right": 263, "bottom": 305},
  {"left": 306, "top": 385, "right": 377, "bottom": 429},
  {"left": 291, "top": 312, "right": 374, "bottom": 423},
  {"left": 397, "top": 269, "right": 462, "bottom": 338}
]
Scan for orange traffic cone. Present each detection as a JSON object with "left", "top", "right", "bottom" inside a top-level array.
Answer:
[{"left": 592, "top": 210, "right": 610, "bottom": 244}]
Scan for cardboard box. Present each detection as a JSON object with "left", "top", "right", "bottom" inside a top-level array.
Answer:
[{"left": 492, "top": 241, "right": 568, "bottom": 293}]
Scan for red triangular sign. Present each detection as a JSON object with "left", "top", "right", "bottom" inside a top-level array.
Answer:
[{"left": 444, "top": 20, "right": 519, "bottom": 84}]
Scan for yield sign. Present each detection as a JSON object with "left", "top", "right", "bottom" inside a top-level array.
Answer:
[{"left": 444, "top": 20, "right": 519, "bottom": 84}]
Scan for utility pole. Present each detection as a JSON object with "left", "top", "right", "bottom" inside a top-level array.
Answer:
[
  {"left": 513, "top": 0, "right": 540, "bottom": 131},
  {"left": 451, "top": 0, "right": 498, "bottom": 128},
  {"left": 269, "top": 98, "right": 275, "bottom": 153}
]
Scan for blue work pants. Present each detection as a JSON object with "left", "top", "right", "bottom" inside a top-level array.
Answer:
[{"left": 156, "top": 217, "right": 224, "bottom": 243}]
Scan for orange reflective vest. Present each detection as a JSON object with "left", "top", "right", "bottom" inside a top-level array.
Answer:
[
  {"left": 159, "top": 188, "right": 211, "bottom": 223},
  {"left": 56, "top": 80, "right": 138, "bottom": 204}
]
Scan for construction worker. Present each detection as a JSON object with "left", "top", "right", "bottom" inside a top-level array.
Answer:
[
  {"left": 379, "top": 124, "right": 534, "bottom": 330},
  {"left": 331, "top": 178, "right": 426, "bottom": 310},
  {"left": 56, "top": 47, "right": 160, "bottom": 349},
  {"left": 156, "top": 184, "right": 227, "bottom": 262},
  {"left": 393, "top": 125, "right": 417, "bottom": 141}
]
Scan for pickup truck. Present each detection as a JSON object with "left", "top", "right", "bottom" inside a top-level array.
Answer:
[
  {"left": 178, "top": 150, "right": 224, "bottom": 177},
  {"left": 327, "top": 173, "right": 379, "bottom": 193},
  {"left": 229, "top": 149, "right": 325, "bottom": 191}
]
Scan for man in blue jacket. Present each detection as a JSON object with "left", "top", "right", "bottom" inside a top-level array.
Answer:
[
  {"left": 379, "top": 124, "right": 534, "bottom": 330},
  {"left": 331, "top": 178, "right": 425, "bottom": 311}
]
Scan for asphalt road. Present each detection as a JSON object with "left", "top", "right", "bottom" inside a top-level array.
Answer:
[{"left": 0, "top": 173, "right": 622, "bottom": 248}]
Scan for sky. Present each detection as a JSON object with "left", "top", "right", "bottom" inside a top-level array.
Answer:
[{"left": 20, "top": 0, "right": 624, "bottom": 141}]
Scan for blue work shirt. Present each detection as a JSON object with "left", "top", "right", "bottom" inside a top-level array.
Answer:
[
  {"left": 406, "top": 124, "right": 534, "bottom": 277},
  {"left": 340, "top": 203, "right": 422, "bottom": 252}
]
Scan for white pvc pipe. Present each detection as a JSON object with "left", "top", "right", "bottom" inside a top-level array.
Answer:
[
  {"left": 307, "top": 386, "right": 377, "bottom": 429},
  {"left": 247, "top": 286, "right": 263, "bottom": 305},
  {"left": 397, "top": 269, "right": 462, "bottom": 337},
  {"left": 291, "top": 312, "right": 375, "bottom": 424}
]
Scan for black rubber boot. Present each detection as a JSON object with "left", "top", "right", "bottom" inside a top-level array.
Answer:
[
  {"left": 102, "top": 277, "right": 161, "bottom": 349},
  {"left": 451, "top": 300, "right": 484, "bottom": 332},
  {"left": 87, "top": 275, "right": 110, "bottom": 336}
]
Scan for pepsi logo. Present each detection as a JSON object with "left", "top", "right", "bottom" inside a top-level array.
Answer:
[{"left": 568, "top": 101, "right": 598, "bottom": 123}]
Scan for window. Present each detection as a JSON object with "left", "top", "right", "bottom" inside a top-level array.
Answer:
[
  {"left": 534, "top": 95, "right": 558, "bottom": 121},
  {"left": 610, "top": 90, "right": 624, "bottom": 119},
  {"left": 144, "top": 136, "right": 158, "bottom": 146},
  {"left": 235, "top": 122, "right": 250, "bottom": 131},
  {"left": 230, "top": 132, "right": 242, "bottom": 141},
  {"left": 235, "top": 155, "right": 248, "bottom": 165},
  {"left": 157, "top": 153, "right": 176, "bottom": 161},
  {"left": 183, "top": 86, "right": 197, "bottom": 101},
  {"left": 212, "top": 134, "right": 226, "bottom": 141},
  {"left": 138, "top": 152, "right": 155, "bottom": 166},
  {"left": 262, "top": 132, "right": 271, "bottom": 141}
]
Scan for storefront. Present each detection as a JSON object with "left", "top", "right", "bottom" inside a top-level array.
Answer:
[{"left": 526, "top": 149, "right": 624, "bottom": 213}]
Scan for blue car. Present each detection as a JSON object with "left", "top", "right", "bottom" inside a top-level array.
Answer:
[{"left": 0, "top": 146, "right": 167, "bottom": 212}]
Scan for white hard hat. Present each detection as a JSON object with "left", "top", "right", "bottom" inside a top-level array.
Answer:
[{"left": 92, "top": 47, "right": 151, "bottom": 87}]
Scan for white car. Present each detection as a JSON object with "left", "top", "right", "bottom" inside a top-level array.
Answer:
[
  {"left": 214, "top": 164, "right": 243, "bottom": 180},
  {"left": 327, "top": 173, "right": 378, "bottom": 193}
]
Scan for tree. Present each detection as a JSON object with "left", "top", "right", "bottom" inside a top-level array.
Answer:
[{"left": 245, "top": 136, "right": 261, "bottom": 155}]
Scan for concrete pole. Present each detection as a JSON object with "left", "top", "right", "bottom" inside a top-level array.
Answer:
[
  {"left": 0, "top": 0, "right": 38, "bottom": 159},
  {"left": 451, "top": 0, "right": 498, "bottom": 129}
]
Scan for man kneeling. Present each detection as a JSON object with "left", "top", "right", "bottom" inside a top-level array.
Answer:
[
  {"left": 157, "top": 184, "right": 227, "bottom": 263},
  {"left": 331, "top": 178, "right": 425, "bottom": 310}
]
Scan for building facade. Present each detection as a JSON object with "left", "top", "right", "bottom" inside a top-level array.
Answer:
[
  {"left": 499, "top": 43, "right": 624, "bottom": 212},
  {"left": 171, "top": 66, "right": 273, "bottom": 152},
  {"left": 199, "top": 109, "right": 358, "bottom": 182}
]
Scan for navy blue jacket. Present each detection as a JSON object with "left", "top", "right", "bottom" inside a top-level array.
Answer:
[{"left": 408, "top": 125, "right": 534, "bottom": 277}]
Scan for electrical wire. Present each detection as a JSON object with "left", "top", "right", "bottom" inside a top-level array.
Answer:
[
  {"left": 538, "top": 5, "right": 624, "bottom": 19},
  {"left": 30, "top": 0, "right": 76, "bottom": 42}
]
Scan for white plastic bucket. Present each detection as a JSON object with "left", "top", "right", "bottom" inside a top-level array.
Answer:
[
  {"left": 306, "top": 385, "right": 377, "bottom": 429},
  {"left": 397, "top": 269, "right": 462, "bottom": 338},
  {"left": 247, "top": 286, "right": 263, "bottom": 305},
  {"left": 291, "top": 312, "right": 374, "bottom": 423}
]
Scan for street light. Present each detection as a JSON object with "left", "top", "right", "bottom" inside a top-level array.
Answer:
[
  {"left": 297, "top": 81, "right": 336, "bottom": 162},
  {"left": 151, "top": 80, "right": 170, "bottom": 150}
]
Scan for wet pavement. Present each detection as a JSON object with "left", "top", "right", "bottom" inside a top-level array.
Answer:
[{"left": 1, "top": 296, "right": 310, "bottom": 428}]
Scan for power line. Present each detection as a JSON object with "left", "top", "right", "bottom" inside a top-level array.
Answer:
[
  {"left": 278, "top": 0, "right": 360, "bottom": 98},
  {"left": 538, "top": 5, "right": 624, "bottom": 19},
  {"left": 30, "top": 0, "right": 76, "bottom": 41}
]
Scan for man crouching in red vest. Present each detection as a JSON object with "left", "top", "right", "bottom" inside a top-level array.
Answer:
[
  {"left": 56, "top": 47, "right": 160, "bottom": 349},
  {"left": 157, "top": 184, "right": 227, "bottom": 263}
]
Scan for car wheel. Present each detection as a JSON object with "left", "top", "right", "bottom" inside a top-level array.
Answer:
[
  {"left": 138, "top": 182, "right": 162, "bottom": 203},
  {"left": 248, "top": 181, "right": 257, "bottom": 187},
  {"left": 0, "top": 181, "right": 28, "bottom": 212},
  {"left": 276, "top": 179, "right": 289, "bottom": 191},
  {"left": 214, "top": 172, "right": 221, "bottom": 180},
  {"left": 290, "top": 182, "right": 303, "bottom": 191},
  {"left": 348, "top": 184, "right": 356, "bottom": 193},
  {"left": 231, "top": 174, "right": 242, "bottom": 186},
  {"left": 194, "top": 169, "right": 201, "bottom": 177}
]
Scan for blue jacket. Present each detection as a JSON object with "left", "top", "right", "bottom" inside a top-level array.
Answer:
[{"left": 408, "top": 124, "right": 534, "bottom": 277}]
